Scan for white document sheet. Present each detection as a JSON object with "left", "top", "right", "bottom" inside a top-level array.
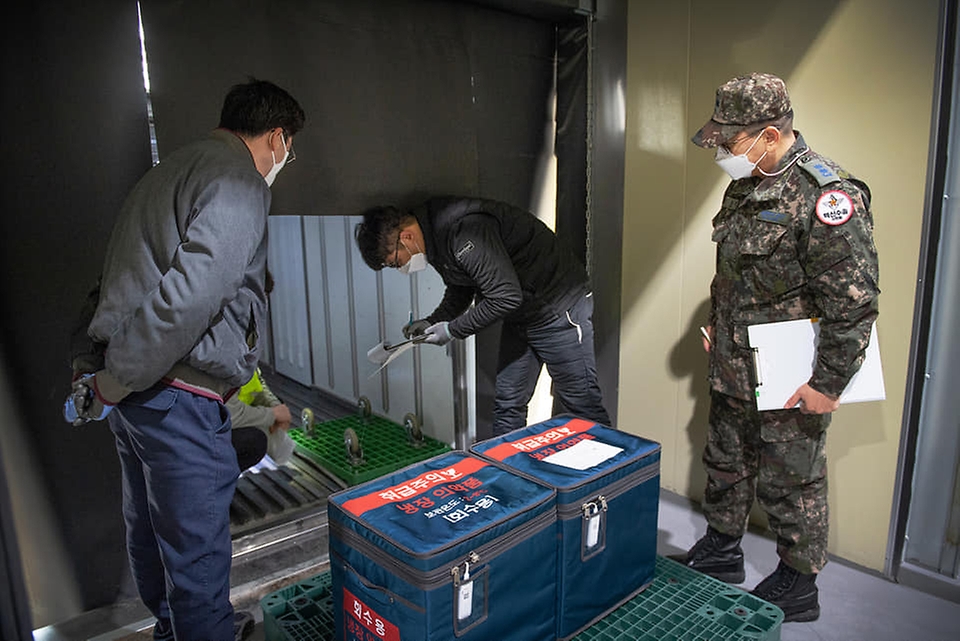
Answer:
[
  {"left": 543, "top": 440, "right": 624, "bottom": 471},
  {"left": 747, "top": 319, "right": 885, "bottom": 411},
  {"left": 366, "top": 341, "right": 418, "bottom": 377}
]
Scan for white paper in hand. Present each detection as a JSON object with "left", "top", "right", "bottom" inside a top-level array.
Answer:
[
  {"left": 748, "top": 319, "right": 885, "bottom": 411},
  {"left": 366, "top": 341, "right": 418, "bottom": 377},
  {"left": 267, "top": 429, "right": 295, "bottom": 465}
]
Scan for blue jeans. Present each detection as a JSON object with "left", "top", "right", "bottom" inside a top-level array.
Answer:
[
  {"left": 494, "top": 293, "right": 610, "bottom": 435},
  {"left": 109, "top": 385, "right": 238, "bottom": 641}
]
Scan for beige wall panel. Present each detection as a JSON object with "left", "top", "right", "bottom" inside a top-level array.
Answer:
[
  {"left": 783, "top": 0, "right": 940, "bottom": 570},
  {"left": 621, "top": 2, "right": 691, "bottom": 494},
  {"left": 622, "top": 0, "right": 941, "bottom": 571}
]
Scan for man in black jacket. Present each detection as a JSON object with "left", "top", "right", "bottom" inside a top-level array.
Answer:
[{"left": 355, "top": 196, "right": 610, "bottom": 435}]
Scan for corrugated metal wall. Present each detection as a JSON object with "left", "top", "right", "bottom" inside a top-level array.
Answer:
[{"left": 268, "top": 215, "right": 460, "bottom": 445}]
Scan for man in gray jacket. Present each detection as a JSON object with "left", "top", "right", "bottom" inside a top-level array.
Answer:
[{"left": 65, "top": 79, "right": 304, "bottom": 640}]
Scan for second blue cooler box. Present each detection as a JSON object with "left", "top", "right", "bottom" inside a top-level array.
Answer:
[
  {"left": 471, "top": 416, "right": 661, "bottom": 640},
  {"left": 328, "top": 450, "right": 558, "bottom": 641}
]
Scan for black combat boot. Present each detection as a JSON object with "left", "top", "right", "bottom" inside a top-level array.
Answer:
[
  {"left": 669, "top": 526, "right": 746, "bottom": 583},
  {"left": 750, "top": 560, "right": 820, "bottom": 622}
]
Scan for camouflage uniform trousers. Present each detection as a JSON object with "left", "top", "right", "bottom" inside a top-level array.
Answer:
[{"left": 702, "top": 391, "right": 830, "bottom": 574}]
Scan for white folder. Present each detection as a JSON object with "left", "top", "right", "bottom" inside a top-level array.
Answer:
[{"left": 747, "top": 318, "right": 885, "bottom": 411}]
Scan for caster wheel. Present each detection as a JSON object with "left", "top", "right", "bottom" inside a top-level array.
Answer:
[
  {"left": 300, "top": 407, "right": 315, "bottom": 435},
  {"left": 357, "top": 396, "right": 372, "bottom": 419},
  {"left": 344, "top": 427, "right": 363, "bottom": 465},
  {"left": 403, "top": 413, "right": 424, "bottom": 446}
]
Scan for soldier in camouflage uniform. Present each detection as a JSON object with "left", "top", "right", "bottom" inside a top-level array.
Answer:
[{"left": 672, "top": 73, "right": 880, "bottom": 623}]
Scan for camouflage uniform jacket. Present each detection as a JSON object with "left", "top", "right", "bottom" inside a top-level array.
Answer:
[{"left": 708, "top": 132, "right": 880, "bottom": 401}]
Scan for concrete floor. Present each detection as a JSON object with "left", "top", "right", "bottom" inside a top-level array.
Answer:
[
  {"left": 231, "top": 492, "right": 960, "bottom": 641},
  {"left": 47, "top": 488, "right": 960, "bottom": 641},
  {"left": 657, "top": 491, "right": 960, "bottom": 641},
  {"left": 236, "top": 489, "right": 960, "bottom": 641}
]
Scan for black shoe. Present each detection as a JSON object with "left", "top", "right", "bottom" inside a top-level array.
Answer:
[
  {"left": 152, "top": 618, "right": 174, "bottom": 641},
  {"left": 233, "top": 610, "right": 254, "bottom": 641},
  {"left": 668, "top": 526, "right": 746, "bottom": 583},
  {"left": 751, "top": 561, "right": 820, "bottom": 623}
]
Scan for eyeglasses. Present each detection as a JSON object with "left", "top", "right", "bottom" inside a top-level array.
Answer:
[
  {"left": 721, "top": 134, "right": 752, "bottom": 153},
  {"left": 722, "top": 127, "right": 777, "bottom": 153},
  {"left": 382, "top": 230, "right": 402, "bottom": 269}
]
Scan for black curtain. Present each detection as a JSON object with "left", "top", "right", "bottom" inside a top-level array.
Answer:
[
  {"left": 140, "top": 0, "right": 565, "bottom": 437},
  {"left": 140, "top": 0, "right": 555, "bottom": 216},
  {"left": 0, "top": 0, "right": 590, "bottom": 615},
  {"left": 0, "top": 424, "right": 32, "bottom": 639},
  {"left": 556, "top": 21, "right": 589, "bottom": 263},
  {"left": 0, "top": 0, "right": 153, "bottom": 611}
]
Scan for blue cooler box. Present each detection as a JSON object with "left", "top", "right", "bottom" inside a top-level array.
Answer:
[
  {"left": 471, "top": 416, "right": 661, "bottom": 640},
  {"left": 328, "top": 450, "right": 558, "bottom": 641}
]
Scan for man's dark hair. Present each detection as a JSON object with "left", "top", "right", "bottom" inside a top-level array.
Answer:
[
  {"left": 219, "top": 78, "right": 305, "bottom": 139},
  {"left": 355, "top": 205, "right": 412, "bottom": 271}
]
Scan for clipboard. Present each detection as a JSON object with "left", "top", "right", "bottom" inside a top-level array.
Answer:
[{"left": 747, "top": 318, "right": 885, "bottom": 411}]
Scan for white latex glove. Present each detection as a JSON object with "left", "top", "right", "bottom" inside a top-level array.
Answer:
[{"left": 423, "top": 321, "right": 452, "bottom": 346}]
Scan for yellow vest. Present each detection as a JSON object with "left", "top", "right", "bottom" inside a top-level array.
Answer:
[{"left": 236, "top": 369, "right": 265, "bottom": 406}]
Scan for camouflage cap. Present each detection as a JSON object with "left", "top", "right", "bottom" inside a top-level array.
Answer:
[{"left": 692, "top": 73, "right": 791, "bottom": 148}]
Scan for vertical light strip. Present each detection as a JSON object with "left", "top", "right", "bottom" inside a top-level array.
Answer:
[{"left": 136, "top": 2, "right": 160, "bottom": 165}]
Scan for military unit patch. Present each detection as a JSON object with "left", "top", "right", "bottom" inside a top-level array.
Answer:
[{"left": 815, "top": 190, "right": 854, "bottom": 226}]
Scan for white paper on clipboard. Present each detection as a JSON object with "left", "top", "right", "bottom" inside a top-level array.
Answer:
[{"left": 747, "top": 319, "right": 885, "bottom": 411}]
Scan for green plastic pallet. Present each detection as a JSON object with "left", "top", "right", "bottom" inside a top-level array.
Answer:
[
  {"left": 571, "top": 556, "right": 783, "bottom": 641},
  {"left": 260, "top": 557, "right": 783, "bottom": 641},
  {"left": 289, "top": 414, "right": 450, "bottom": 486},
  {"left": 260, "top": 573, "right": 334, "bottom": 641}
]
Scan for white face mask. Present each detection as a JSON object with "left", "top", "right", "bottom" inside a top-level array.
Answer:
[
  {"left": 714, "top": 130, "right": 767, "bottom": 180},
  {"left": 264, "top": 132, "right": 290, "bottom": 187},
  {"left": 398, "top": 240, "right": 428, "bottom": 274}
]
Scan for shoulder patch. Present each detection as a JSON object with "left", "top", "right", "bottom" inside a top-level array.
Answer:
[
  {"left": 798, "top": 155, "right": 841, "bottom": 187},
  {"left": 816, "top": 190, "right": 854, "bottom": 226},
  {"left": 455, "top": 240, "right": 475, "bottom": 261},
  {"left": 757, "top": 210, "right": 789, "bottom": 225}
]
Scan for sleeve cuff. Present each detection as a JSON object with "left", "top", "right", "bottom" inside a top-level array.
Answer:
[
  {"left": 94, "top": 370, "right": 132, "bottom": 406},
  {"left": 447, "top": 320, "right": 468, "bottom": 340},
  {"left": 808, "top": 370, "right": 847, "bottom": 399}
]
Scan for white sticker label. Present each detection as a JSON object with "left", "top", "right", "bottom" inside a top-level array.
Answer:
[
  {"left": 816, "top": 190, "right": 854, "bottom": 226},
  {"left": 543, "top": 440, "right": 624, "bottom": 471},
  {"left": 457, "top": 581, "right": 473, "bottom": 620},
  {"left": 587, "top": 512, "right": 601, "bottom": 548}
]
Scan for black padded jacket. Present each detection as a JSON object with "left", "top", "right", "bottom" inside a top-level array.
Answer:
[{"left": 415, "top": 196, "right": 589, "bottom": 339}]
